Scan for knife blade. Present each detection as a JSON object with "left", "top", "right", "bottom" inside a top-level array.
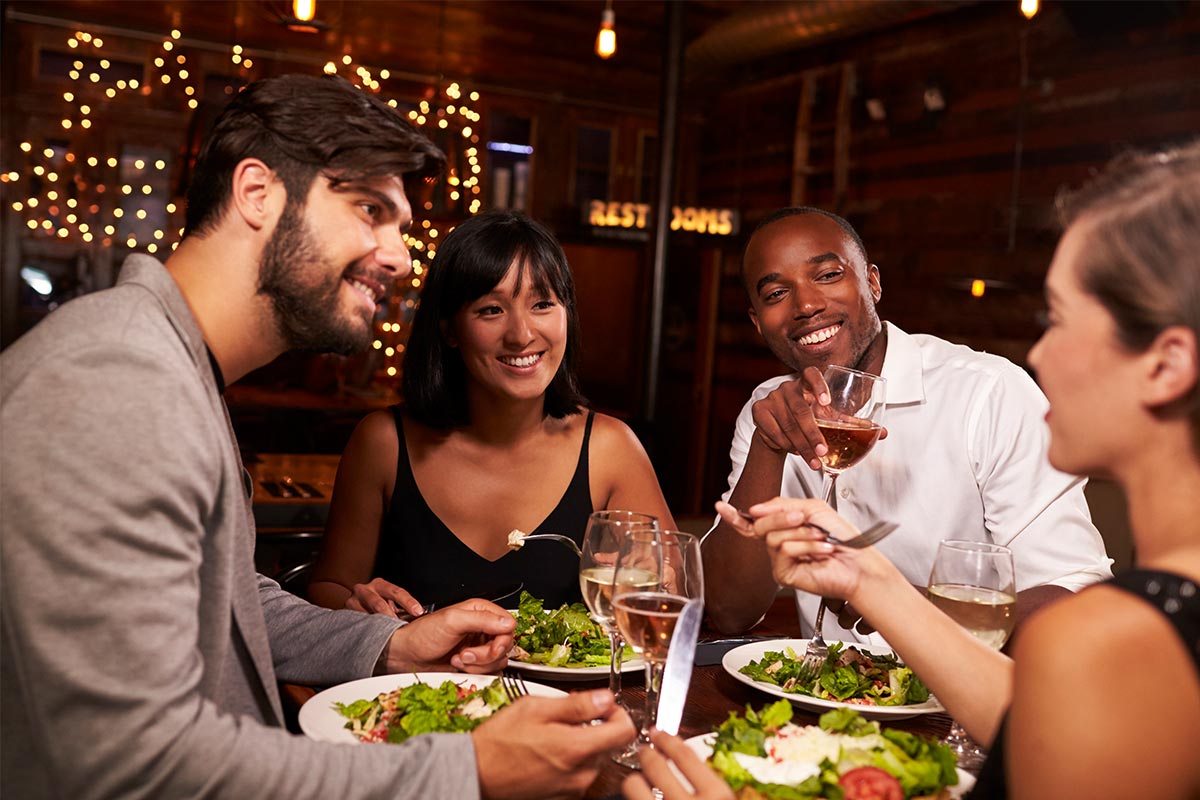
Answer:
[{"left": 656, "top": 598, "right": 703, "bottom": 736}]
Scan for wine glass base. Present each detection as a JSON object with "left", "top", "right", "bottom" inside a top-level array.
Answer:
[
  {"left": 610, "top": 705, "right": 646, "bottom": 765},
  {"left": 943, "top": 736, "right": 989, "bottom": 770},
  {"left": 611, "top": 740, "right": 646, "bottom": 769}
]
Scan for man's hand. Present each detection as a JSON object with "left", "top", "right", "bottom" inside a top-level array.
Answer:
[
  {"left": 473, "top": 689, "right": 635, "bottom": 799},
  {"left": 750, "top": 368, "right": 888, "bottom": 471},
  {"left": 826, "top": 599, "right": 876, "bottom": 636},
  {"left": 383, "top": 598, "right": 515, "bottom": 674},
  {"left": 345, "top": 577, "right": 424, "bottom": 618},
  {"left": 750, "top": 368, "right": 830, "bottom": 470}
]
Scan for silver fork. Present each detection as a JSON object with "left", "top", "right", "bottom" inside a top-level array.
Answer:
[
  {"left": 508, "top": 531, "right": 583, "bottom": 558},
  {"left": 803, "top": 600, "right": 831, "bottom": 669},
  {"left": 735, "top": 510, "right": 898, "bottom": 550},
  {"left": 499, "top": 670, "right": 529, "bottom": 702}
]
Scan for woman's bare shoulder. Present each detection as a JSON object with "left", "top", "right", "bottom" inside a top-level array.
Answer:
[
  {"left": 354, "top": 408, "right": 398, "bottom": 438},
  {"left": 588, "top": 412, "right": 648, "bottom": 453},
  {"left": 1014, "top": 580, "right": 1198, "bottom": 710},
  {"left": 1009, "top": 583, "right": 1200, "bottom": 797}
]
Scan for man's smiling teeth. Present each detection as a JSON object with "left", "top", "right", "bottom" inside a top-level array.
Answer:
[
  {"left": 499, "top": 354, "right": 540, "bottom": 368},
  {"left": 347, "top": 279, "right": 377, "bottom": 303},
  {"left": 797, "top": 324, "right": 841, "bottom": 345}
]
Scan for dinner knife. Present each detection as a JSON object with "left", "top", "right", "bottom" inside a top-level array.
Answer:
[{"left": 655, "top": 598, "right": 703, "bottom": 736}]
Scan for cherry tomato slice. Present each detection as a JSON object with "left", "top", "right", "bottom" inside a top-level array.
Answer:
[{"left": 839, "top": 766, "right": 904, "bottom": 800}]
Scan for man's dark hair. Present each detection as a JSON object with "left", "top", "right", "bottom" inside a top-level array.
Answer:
[
  {"left": 184, "top": 74, "right": 445, "bottom": 236},
  {"left": 741, "top": 207, "right": 870, "bottom": 282},
  {"left": 403, "top": 210, "right": 586, "bottom": 429}
]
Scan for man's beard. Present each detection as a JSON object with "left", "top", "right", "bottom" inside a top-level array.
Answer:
[{"left": 257, "top": 203, "right": 375, "bottom": 356}]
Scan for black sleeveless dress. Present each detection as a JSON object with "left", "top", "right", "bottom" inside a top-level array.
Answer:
[
  {"left": 372, "top": 408, "right": 595, "bottom": 610},
  {"left": 969, "top": 568, "right": 1200, "bottom": 798}
]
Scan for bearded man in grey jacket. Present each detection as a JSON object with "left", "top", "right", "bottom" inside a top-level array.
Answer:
[{"left": 1, "top": 73, "right": 633, "bottom": 800}]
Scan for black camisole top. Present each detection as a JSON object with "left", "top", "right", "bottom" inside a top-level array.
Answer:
[
  {"left": 372, "top": 408, "right": 595, "bottom": 610},
  {"left": 970, "top": 568, "right": 1200, "bottom": 798}
]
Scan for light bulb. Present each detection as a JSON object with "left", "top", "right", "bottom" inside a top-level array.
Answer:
[
  {"left": 595, "top": 6, "right": 616, "bottom": 59},
  {"left": 293, "top": 0, "right": 316, "bottom": 22},
  {"left": 1020, "top": 0, "right": 1039, "bottom": 19}
]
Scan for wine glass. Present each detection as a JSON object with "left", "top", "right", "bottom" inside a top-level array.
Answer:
[
  {"left": 579, "top": 510, "right": 659, "bottom": 701},
  {"left": 813, "top": 364, "right": 887, "bottom": 504},
  {"left": 926, "top": 539, "right": 1017, "bottom": 769},
  {"left": 610, "top": 528, "right": 704, "bottom": 769},
  {"left": 804, "top": 364, "right": 886, "bottom": 648}
]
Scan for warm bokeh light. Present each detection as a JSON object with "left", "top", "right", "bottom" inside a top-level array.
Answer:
[{"left": 293, "top": 0, "right": 316, "bottom": 22}]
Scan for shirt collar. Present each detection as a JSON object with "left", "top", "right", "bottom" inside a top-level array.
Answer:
[{"left": 878, "top": 321, "right": 926, "bottom": 405}]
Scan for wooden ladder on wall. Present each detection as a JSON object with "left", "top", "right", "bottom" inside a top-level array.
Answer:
[{"left": 791, "top": 61, "right": 855, "bottom": 211}]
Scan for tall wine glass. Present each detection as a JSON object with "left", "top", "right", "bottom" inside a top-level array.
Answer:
[
  {"left": 579, "top": 510, "right": 659, "bottom": 701},
  {"left": 610, "top": 528, "right": 704, "bottom": 769},
  {"left": 805, "top": 364, "right": 886, "bottom": 644},
  {"left": 926, "top": 539, "right": 1017, "bottom": 769},
  {"left": 813, "top": 364, "right": 887, "bottom": 504}
]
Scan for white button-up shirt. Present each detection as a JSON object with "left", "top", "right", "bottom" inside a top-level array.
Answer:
[{"left": 716, "top": 322, "right": 1113, "bottom": 646}]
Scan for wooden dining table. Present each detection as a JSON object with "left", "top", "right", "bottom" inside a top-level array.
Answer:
[{"left": 284, "top": 592, "right": 962, "bottom": 799}]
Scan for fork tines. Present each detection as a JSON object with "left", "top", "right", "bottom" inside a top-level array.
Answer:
[{"left": 499, "top": 669, "right": 529, "bottom": 701}]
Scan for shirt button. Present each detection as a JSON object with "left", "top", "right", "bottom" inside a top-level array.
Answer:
[{"left": 841, "top": 488, "right": 851, "bottom": 499}]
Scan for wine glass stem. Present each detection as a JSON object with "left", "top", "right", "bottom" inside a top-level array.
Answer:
[
  {"left": 607, "top": 630, "right": 625, "bottom": 697},
  {"left": 823, "top": 472, "right": 838, "bottom": 505},
  {"left": 640, "top": 659, "right": 665, "bottom": 743}
]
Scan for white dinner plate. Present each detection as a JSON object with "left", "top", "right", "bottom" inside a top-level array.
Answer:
[
  {"left": 507, "top": 608, "right": 645, "bottom": 680},
  {"left": 298, "top": 672, "right": 566, "bottom": 743},
  {"left": 505, "top": 655, "right": 645, "bottom": 681},
  {"left": 679, "top": 734, "right": 975, "bottom": 798},
  {"left": 721, "top": 638, "right": 944, "bottom": 720}
]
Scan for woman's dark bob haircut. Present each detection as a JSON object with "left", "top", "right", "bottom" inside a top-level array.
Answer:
[{"left": 403, "top": 210, "right": 586, "bottom": 429}]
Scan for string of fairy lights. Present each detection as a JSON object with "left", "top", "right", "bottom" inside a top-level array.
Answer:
[{"left": 2, "top": 23, "right": 487, "bottom": 386}]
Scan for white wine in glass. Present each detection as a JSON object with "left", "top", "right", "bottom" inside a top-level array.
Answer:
[
  {"left": 927, "top": 539, "right": 1016, "bottom": 769},
  {"left": 926, "top": 584, "right": 1015, "bottom": 651},
  {"left": 578, "top": 510, "right": 659, "bottom": 701},
  {"left": 610, "top": 528, "right": 703, "bottom": 770}
]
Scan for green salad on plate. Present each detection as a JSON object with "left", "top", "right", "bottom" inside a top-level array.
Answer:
[{"left": 509, "top": 591, "right": 634, "bottom": 668}]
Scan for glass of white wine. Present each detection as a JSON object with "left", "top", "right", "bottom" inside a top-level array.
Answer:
[
  {"left": 926, "top": 539, "right": 1017, "bottom": 769},
  {"left": 610, "top": 528, "right": 704, "bottom": 769},
  {"left": 579, "top": 510, "right": 659, "bottom": 701}
]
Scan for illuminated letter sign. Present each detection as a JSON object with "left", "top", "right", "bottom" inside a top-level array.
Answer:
[{"left": 587, "top": 201, "right": 738, "bottom": 236}]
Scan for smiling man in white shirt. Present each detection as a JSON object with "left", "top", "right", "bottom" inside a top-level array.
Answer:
[{"left": 702, "top": 207, "right": 1112, "bottom": 641}]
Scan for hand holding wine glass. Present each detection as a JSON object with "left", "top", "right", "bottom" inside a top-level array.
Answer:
[
  {"left": 804, "top": 364, "right": 885, "bottom": 657},
  {"left": 812, "top": 364, "right": 887, "bottom": 503},
  {"left": 610, "top": 528, "right": 703, "bottom": 769},
  {"left": 926, "top": 539, "right": 1016, "bottom": 768}
]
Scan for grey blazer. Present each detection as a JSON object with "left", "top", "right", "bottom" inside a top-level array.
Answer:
[{"left": 1, "top": 256, "right": 480, "bottom": 799}]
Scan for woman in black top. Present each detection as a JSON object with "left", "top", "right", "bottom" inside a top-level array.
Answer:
[
  {"left": 309, "top": 211, "right": 673, "bottom": 615},
  {"left": 635, "top": 144, "right": 1200, "bottom": 800}
]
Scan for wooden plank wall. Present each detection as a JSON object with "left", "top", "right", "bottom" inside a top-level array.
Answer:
[{"left": 678, "top": 1, "right": 1200, "bottom": 512}]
